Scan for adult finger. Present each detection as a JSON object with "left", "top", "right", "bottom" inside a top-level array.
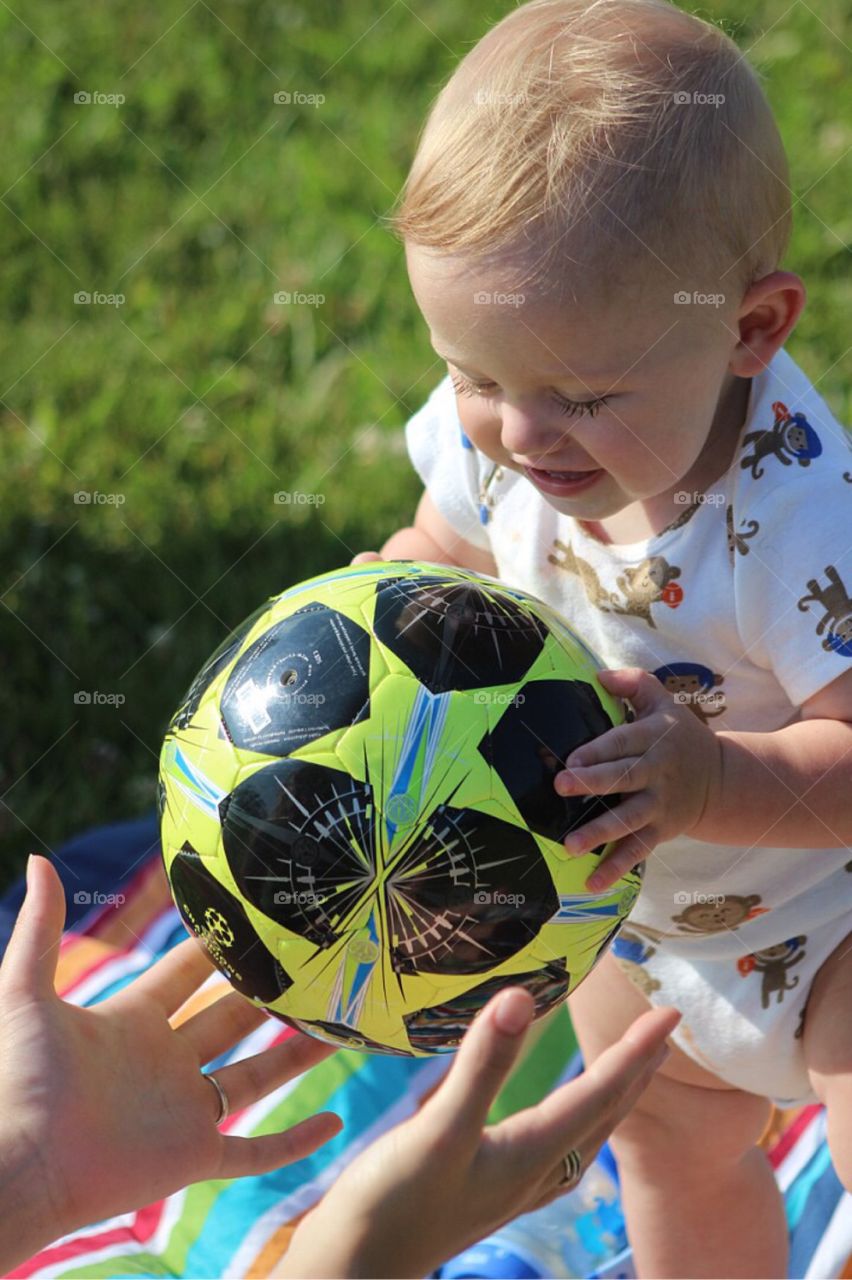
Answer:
[
  {"left": 126, "top": 935, "right": 216, "bottom": 1017},
  {"left": 215, "top": 1112, "right": 343, "bottom": 1180},
  {"left": 513, "top": 1006, "right": 680, "bottom": 1163},
  {"left": 176, "top": 987, "right": 270, "bottom": 1062},
  {"left": 0, "top": 855, "right": 66, "bottom": 999},
  {"left": 548, "top": 1005, "right": 680, "bottom": 1099},
  {"left": 426, "top": 988, "right": 535, "bottom": 1136},
  {"left": 209, "top": 1031, "right": 339, "bottom": 1113},
  {"left": 351, "top": 551, "right": 383, "bottom": 564}
]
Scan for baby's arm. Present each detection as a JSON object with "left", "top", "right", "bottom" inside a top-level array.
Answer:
[{"left": 359, "top": 490, "right": 499, "bottom": 576}]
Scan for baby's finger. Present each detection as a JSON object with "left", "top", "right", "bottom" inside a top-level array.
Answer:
[
  {"left": 427, "top": 988, "right": 535, "bottom": 1138},
  {"left": 215, "top": 1112, "right": 343, "bottom": 1180},
  {"left": 564, "top": 721, "right": 644, "bottom": 769},
  {"left": 596, "top": 667, "right": 670, "bottom": 716},
  {"left": 563, "top": 793, "right": 654, "bottom": 856},
  {"left": 351, "top": 551, "right": 383, "bottom": 564},
  {"left": 585, "top": 829, "right": 658, "bottom": 892},
  {"left": 555, "top": 756, "right": 646, "bottom": 797}
]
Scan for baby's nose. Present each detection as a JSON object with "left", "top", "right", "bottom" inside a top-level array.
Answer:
[{"left": 499, "top": 403, "right": 570, "bottom": 458}]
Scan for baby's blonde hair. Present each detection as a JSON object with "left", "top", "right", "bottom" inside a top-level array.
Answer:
[{"left": 391, "top": 0, "right": 791, "bottom": 298}]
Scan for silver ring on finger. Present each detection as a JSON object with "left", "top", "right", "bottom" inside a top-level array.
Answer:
[
  {"left": 558, "top": 1146, "right": 583, "bottom": 1190},
  {"left": 204, "top": 1070, "right": 230, "bottom": 1124}
]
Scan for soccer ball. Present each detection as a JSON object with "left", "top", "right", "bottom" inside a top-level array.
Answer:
[{"left": 158, "top": 560, "right": 641, "bottom": 1056}]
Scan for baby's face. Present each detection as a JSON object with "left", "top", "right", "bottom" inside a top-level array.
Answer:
[{"left": 406, "top": 244, "right": 743, "bottom": 521}]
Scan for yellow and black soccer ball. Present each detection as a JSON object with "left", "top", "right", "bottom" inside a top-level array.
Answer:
[{"left": 158, "top": 560, "right": 640, "bottom": 1056}]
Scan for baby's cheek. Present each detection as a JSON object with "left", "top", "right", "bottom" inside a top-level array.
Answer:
[{"left": 456, "top": 396, "right": 504, "bottom": 462}]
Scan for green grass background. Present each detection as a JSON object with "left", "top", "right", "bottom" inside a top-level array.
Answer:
[{"left": 1, "top": 0, "right": 850, "bottom": 887}]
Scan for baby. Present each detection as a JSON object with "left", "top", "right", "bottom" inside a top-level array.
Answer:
[{"left": 354, "top": 0, "right": 852, "bottom": 1275}]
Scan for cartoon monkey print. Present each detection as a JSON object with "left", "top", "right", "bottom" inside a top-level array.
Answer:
[
  {"left": 548, "top": 540, "right": 621, "bottom": 610},
  {"left": 627, "top": 893, "right": 770, "bottom": 944},
  {"left": 610, "top": 557, "right": 683, "bottom": 628},
  {"left": 611, "top": 929, "right": 661, "bottom": 996},
  {"left": 725, "top": 504, "right": 760, "bottom": 563},
  {"left": 794, "top": 1003, "right": 807, "bottom": 1041},
  {"left": 737, "top": 936, "right": 807, "bottom": 1009},
  {"left": 740, "top": 401, "right": 823, "bottom": 480},
  {"left": 797, "top": 564, "right": 852, "bottom": 656},
  {"left": 549, "top": 542, "right": 683, "bottom": 628},
  {"left": 654, "top": 662, "right": 726, "bottom": 723}
]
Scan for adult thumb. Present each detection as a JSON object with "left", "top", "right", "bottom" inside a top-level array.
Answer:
[{"left": 0, "top": 855, "right": 66, "bottom": 998}]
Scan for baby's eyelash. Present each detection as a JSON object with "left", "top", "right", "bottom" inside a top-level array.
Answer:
[
  {"left": 554, "top": 393, "right": 611, "bottom": 418},
  {"left": 449, "top": 372, "right": 610, "bottom": 418}
]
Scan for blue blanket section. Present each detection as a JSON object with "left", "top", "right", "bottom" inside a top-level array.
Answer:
[{"left": 0, "top": 810, "right": 160, "bottom": 961}]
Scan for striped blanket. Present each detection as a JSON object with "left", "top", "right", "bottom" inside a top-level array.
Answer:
[{"left": 3, "top": 815, "right": 851, "bottom": 1279}]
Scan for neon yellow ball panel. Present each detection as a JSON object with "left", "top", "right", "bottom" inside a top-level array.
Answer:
[{"left": 158, "top": 560, "right": 641, "bottom": 1056}]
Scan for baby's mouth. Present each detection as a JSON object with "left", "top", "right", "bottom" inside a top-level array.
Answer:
[
  {"left": 531, "top": 467, "right": 593, "bottom": 480},
  {"left": 523, "top": 464, "right": 604, "bottom": 495}
]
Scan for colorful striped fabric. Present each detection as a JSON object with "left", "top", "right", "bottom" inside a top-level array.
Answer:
[{"left": 5, "top": 831, "right": 851, "bottom": 1279}]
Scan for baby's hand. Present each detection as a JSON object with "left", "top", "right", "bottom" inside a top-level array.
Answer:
[{"left": 554, "top": 668, "right": 723, "bottom": 892}]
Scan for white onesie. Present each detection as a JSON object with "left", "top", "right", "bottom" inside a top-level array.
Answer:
[{"left": 403, "top": 347, "right": 852, "bottom": 1106}]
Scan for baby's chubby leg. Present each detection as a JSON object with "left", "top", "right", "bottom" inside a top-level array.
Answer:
[
  {"left": 568, "top": 950, "right": 787, "bottom": 1279},
  {"left": 804, "top": 926, "right": 852, "bottom": 1188}
]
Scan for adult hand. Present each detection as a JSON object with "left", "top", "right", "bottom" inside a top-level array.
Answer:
[
  {"left": 554, "top": 667, "right": 724, "bottom": 891},
  {"left": 0, "top": 856, "right": 342, "bottom": 1272},
  {"left": 280, "top": 986, "right": 680, "bottom": 1278}
]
